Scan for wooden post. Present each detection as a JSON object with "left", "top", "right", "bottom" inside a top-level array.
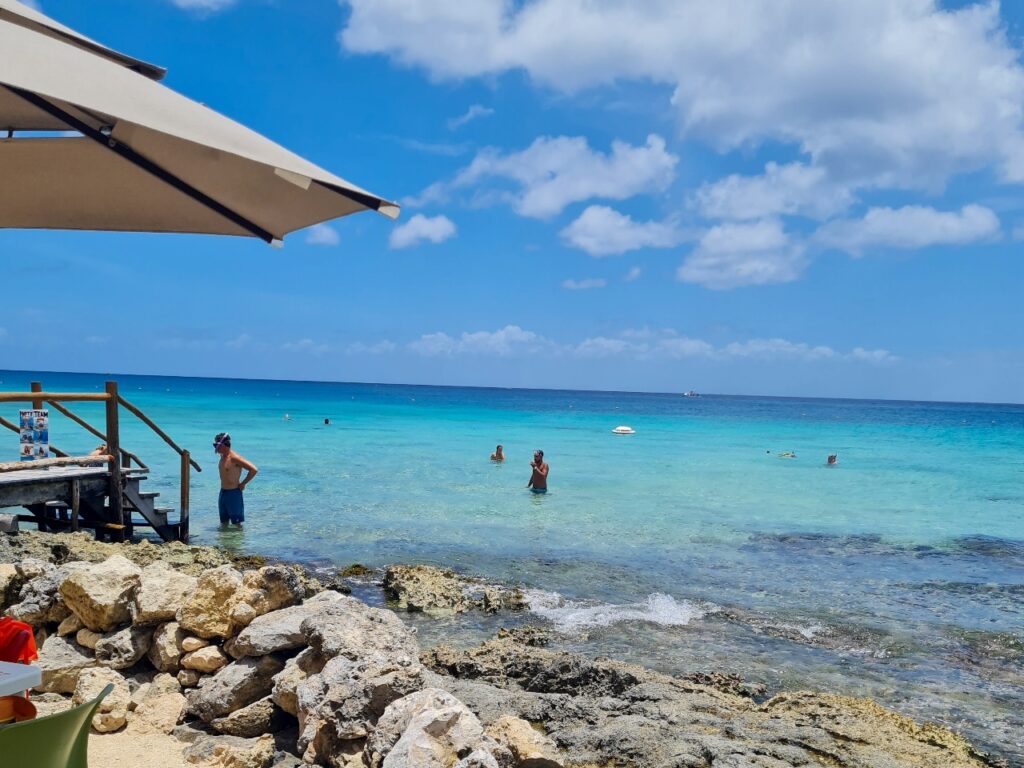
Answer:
[
  {"left": 71, "top": 478, "right": 80, "bottom": 532},
  {"left": 180, "top": 450, "right": 190, "bottom": 543},
  {"left": 104, "top": 381, "right": 124, "bottom": 540},
  {"left": 30, "top": 381, "right": 42, "bottom": 410}
]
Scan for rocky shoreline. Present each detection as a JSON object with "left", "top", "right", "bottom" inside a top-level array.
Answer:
[{"left": 0, "top": 531, "right": 1001, "bottom": 768}]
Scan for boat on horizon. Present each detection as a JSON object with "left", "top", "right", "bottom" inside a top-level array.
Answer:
[{"left": 682, "top": 390, "right": 700, "bottom": 397}]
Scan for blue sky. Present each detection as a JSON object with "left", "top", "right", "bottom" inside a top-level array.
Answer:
[{"left": 2, "top": 0, "right": 1024, "bottom": 402}]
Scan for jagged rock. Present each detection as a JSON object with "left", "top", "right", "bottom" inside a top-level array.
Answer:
[
  {"left": 211, "top": 696, "right": 288, "bottom": 738},
  {"left": 271, "top": 647, "right": 324, "bottom": 717},
  {"left": 177, "top": 565, "right": 244, "bottom": 639},
  {"left": 183, "top": 733, "right": 276, "bottom": 768},
  {"left": 58, "top": 555, "right": 141, "bottom": 631},
  {"left": 95, "top": 625, "right": 152, "bottom": 670},
  {"left": 131, "top": 561, "right": 198, "bottom": 624},
  {"left": 72, "top": 666, "right": 131, "bottom": 732},
  {"left": 231, "top": 590, "right": 345, "bottom": 658},
  {"left": 35, "top": 634, "right": 97, "bottom": 693},
  {"left": 57, "top": 613, "right": 83, "bottom": 637},
  {"left": 485, "top": 716, "right": 562, "bottom": 768},
  {"left": 129, "top": 672, "right": 186, "bottom": 734},
  {"left": 301, "top": 595, "right": 421, "bottom": 661},
  {"left": 149, "top": 622, "right": 187, "bottom": 673},
  {"left": 455, "top": 750, "right": 501, "bottom": 768},
  {"left": 187, "top": 655, "right": 285, "bottom": 723},
  {"left": 182, "top": 645, "right": 230, "bottom": 673},
  {"left": 178, "top": 669, "right": 202, "bottom": 688},
  {"left": 7, "top": 560, "right": 87, "bottom": 626},
  {"left": 364, "top": 688, "right": 509, "bottom": 768},
  {"left": 228, "top": 565, "right": 307, "bottom": 629},
  {"left": 75, "top": 628, "right": 103, "bottom": 650},
  {"left": 383, "top": 564, "right": 469, "bottom": 614},
  {"left": 0, "top": 562, "right": 21, "bottom": 610},
  {"left": 181, "top": 636, "right": 209, "bottom": 653}
]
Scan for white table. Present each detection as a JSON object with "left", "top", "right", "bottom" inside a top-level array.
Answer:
[{"left": 0, "top": 662, "right": 41, "bottom": 696}]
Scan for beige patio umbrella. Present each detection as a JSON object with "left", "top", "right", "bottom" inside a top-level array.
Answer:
[{"left": 0, "top": 0, "right": 398, "bottom": 244}]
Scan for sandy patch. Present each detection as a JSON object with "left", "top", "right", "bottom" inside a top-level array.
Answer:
[{"left": 89, "top": 727, "right": 189, "bottom": 768}]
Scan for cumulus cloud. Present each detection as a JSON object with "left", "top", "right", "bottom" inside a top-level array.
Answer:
[
  {"left": 409, "top": 325, "right": 551, "bottom": 356},
  {"left": 814, "top": 204, "right": 1000, "bottom": 256},
  {"left": 624, "top": 266, "right": 642, "bottom": 282},
  {"left": 561, "top": 205, "right": 685, "bottom": 256},
  {"left": 448, "top": 104, "right": 495, "bottom": 129},
  {"left": 341, "top": 1, "right": 1024, "bottom": 189},
  {"left": 388, "top": 214, "right": 457, "bottom": 249},
  {"left": 696, "top": 162, "right": 854, "bottom": 221},
  {"left": 677, "top": 218, "right": 807, "bottom": 290},
  {"left": 305, "top": 223, "right": 340, "bottom": 247},
  {"left": 405, "top": 135, "right": 677, "bottom": 218},
  {"left": 169, "top": 0, "right": 236, "bottom": 12},
  {"left": 562, "top": 277, "right": 607, "bottom": 290}
]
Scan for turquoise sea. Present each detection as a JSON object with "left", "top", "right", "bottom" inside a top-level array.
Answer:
[{"left": 2, "top": 370, "right": 1023, "bottom": 762}]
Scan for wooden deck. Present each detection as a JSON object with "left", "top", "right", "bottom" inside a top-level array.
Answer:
[{"left": 0, "top": 465, "right": 109, "bottom": 508}]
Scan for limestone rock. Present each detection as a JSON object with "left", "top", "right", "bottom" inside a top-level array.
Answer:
[
  {"left": 271, "top": 647, "right": 324, "bottom": 718},
  {"left": 0, "top": 562, "right": 21, "bottom": 610},
  {"left": 455, "top": 750, "right": 501, "bottom": 768},
  {"left": 228, "top": 565, "right": 307, "bottom": 629},
  {"left": 176, "top": 565, "right": 244, "bottom": 639},
  {"left": 7, "top": 560, "right": 88, "bottom": 626},
  {"left": 131, "top": 561, "right": 198, "bottom": 624},
  {"left": 485, "top": 716, "right": 562, "bottom": 768},
  {"left": 182, "top": 645, "right": 230, "bottom": 673},
  {"left": 187, "top": 655, "right": 285, "bottom": 723},
  {"left": 57, "top": 613, "right": 84, "bottom": 637},
  {"left": 130, "top": 672, "right": 186, "bottom": 734},
  {"left": 72, "top": 666, "right": 131, "bottom": 732},
  {"left": 231, "top": 590, "right": 345, "bottom": 658},
  {"left": 211, "top": 695, "right": 287, "bottom": 738},
  {"left": 58, "top": 555, "right": 141, "bottom": 631},
  {"left": 95, "top": 625, "right": 153, "bottom": 670},
  {"left": 149, "top": 622, "right": 187, "bottom": 673},
  {"left": 75, "top": 628, "right": 103, "bottom": 650},
  {"left": 183, "top": 733, "right": 276, "bottom": 768},
  {"left": 383, "top": 564, "right": 469, "bottom": 614},
  {"left": 35, "top": 634, "right": 97, "bottom": 693},
  {"left": 300, "top": 596, "right": 420, "bottom": 661},
  {"left": 364, "top": 688, "right": 508, "bottom": 768},
  {"left": 181, "top": 636, "right": 209, "bottom": 653},
  {"left": 178, "top": 669, "right": 202, "bottom": 688}
]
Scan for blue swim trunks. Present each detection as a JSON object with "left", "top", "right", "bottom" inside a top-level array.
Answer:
[
  {"left": 219, "top": 488, "right": 245, "bottom": 524},
  {"left": 530, "top": 487, "right": 547, "bottom": 494}
]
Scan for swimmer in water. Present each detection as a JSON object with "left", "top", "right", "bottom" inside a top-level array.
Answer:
[
  {"left": 491, "top": 444, "right": 505, "bottom": 462},
  {"left": 827, "top": 453, "right": 838, "bottom": 465}
]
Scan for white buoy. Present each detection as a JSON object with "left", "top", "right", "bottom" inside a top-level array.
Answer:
[{"left": 612, "top": 425, "right": 635, "bottom": 435}]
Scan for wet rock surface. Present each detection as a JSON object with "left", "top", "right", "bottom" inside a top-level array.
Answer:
[{"left": 383, "top": 564, "right": 526, "bottom": 616}]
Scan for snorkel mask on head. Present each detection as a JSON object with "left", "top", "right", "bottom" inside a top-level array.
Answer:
[{"left": 213, "top": 432, "right": 231, "bottom": 453}]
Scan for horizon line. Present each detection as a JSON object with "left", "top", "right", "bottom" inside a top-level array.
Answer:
[{"left": 1, "top": 367, "right": 1021, "bottom": 409}]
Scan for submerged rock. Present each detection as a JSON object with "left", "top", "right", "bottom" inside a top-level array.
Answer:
[{"left": 383, "top": 564, "right": 469, "bottom": 614}]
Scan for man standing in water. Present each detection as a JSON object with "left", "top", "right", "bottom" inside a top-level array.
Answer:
[
  {"left": 214, "top": 432, "right": 258, "bottom": 526},
  {"left": 527, "top": 449, "right": 549, "bottom": 493}
]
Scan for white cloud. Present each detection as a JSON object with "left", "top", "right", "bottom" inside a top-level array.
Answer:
[
  {"left": 677, "top": 218, "right": 807, "bottom": 290},
  {"left": 448, "top": 104, "right": 495, "bottom": 129},
  {"left": 561, "top": 205, "right": 685, "bottom": 256},
  {"left": 282, "top": 338, "right": 330, "bottom": 356},
  {"left": 624, "top": 266, "right": 642, "bottom": 282},
  {"left": 721, "top": 338, "right": 836, "bottom": 361},
  {"left": 170, "top": 0, "right": 236, "bottom": 12},
  {"left": 346, "top": 340, "right": 397, "bottom": 355},
  {"left": 305, "top": 223, "right": 340, "bottom": 247},
  {"left": 696, "top": 162, "right": 853, "bottom": 221},
  {"left": 226, "top": 333, "right": 251, "bottom": 349},
  {"left": 388, "top": 214, "right": 457, "bottom": 249},
  {"left": 409, "top": 325, "right": 551, "bottom": 356},
  {"left": 849, "top": 347, "right": 899, "bottom": 364},
  {"left": 562, "top": 277, "right": 607, "bottom": 290},
  {"left": 814, "top": 204, "right": 999, "bottom": 256},
  {"left": 407, "top": 134, "right": 677, "bottom": 218},
  {"left": 341, "top": 1, "right": 1024, "bottom": 189}
]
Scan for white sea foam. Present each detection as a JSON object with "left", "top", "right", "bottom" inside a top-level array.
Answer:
[{"left": 524, "top": 589, "right": 712, "bottom": 632}]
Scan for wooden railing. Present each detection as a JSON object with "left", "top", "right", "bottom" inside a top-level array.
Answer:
[{"left": 0, "top": 380, "right": 200, "bottom": 541}]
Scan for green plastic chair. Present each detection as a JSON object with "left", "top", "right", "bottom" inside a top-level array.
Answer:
[{"left": 0, "top": 684, "right": 112, "bottom": 768}]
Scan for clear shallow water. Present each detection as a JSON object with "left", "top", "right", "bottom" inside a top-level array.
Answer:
[{"left": 2, "top": 370, "right": 1023, "bottom": 761}]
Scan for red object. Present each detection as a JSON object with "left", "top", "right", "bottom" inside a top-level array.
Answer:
[{"left": 0, "top": 617, "right": 38, "bottom": 664}]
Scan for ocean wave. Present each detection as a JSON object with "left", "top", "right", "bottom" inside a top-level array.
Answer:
[{"left": 524, "top": 590, "right": 713, "bottom": 632}]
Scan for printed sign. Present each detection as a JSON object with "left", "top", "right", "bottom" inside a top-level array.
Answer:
[{"left": 19, "top": 409, "right": 48, "bottom": 461}]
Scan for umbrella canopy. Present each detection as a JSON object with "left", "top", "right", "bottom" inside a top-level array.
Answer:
[{"left": 0, "top": 0, "right": 398, "bottom": 243}]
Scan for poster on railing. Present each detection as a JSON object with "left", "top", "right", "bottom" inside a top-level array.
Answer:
[{"left": 18, "top": 409, "right": 48, "bottom": 461}]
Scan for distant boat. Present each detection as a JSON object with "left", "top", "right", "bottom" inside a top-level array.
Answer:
[
  {"left": 612, "top": 425, "right": 636, "bottom": 435},
  {"left": 682, "top": 391, "right": 699, "bottom": 398}
]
